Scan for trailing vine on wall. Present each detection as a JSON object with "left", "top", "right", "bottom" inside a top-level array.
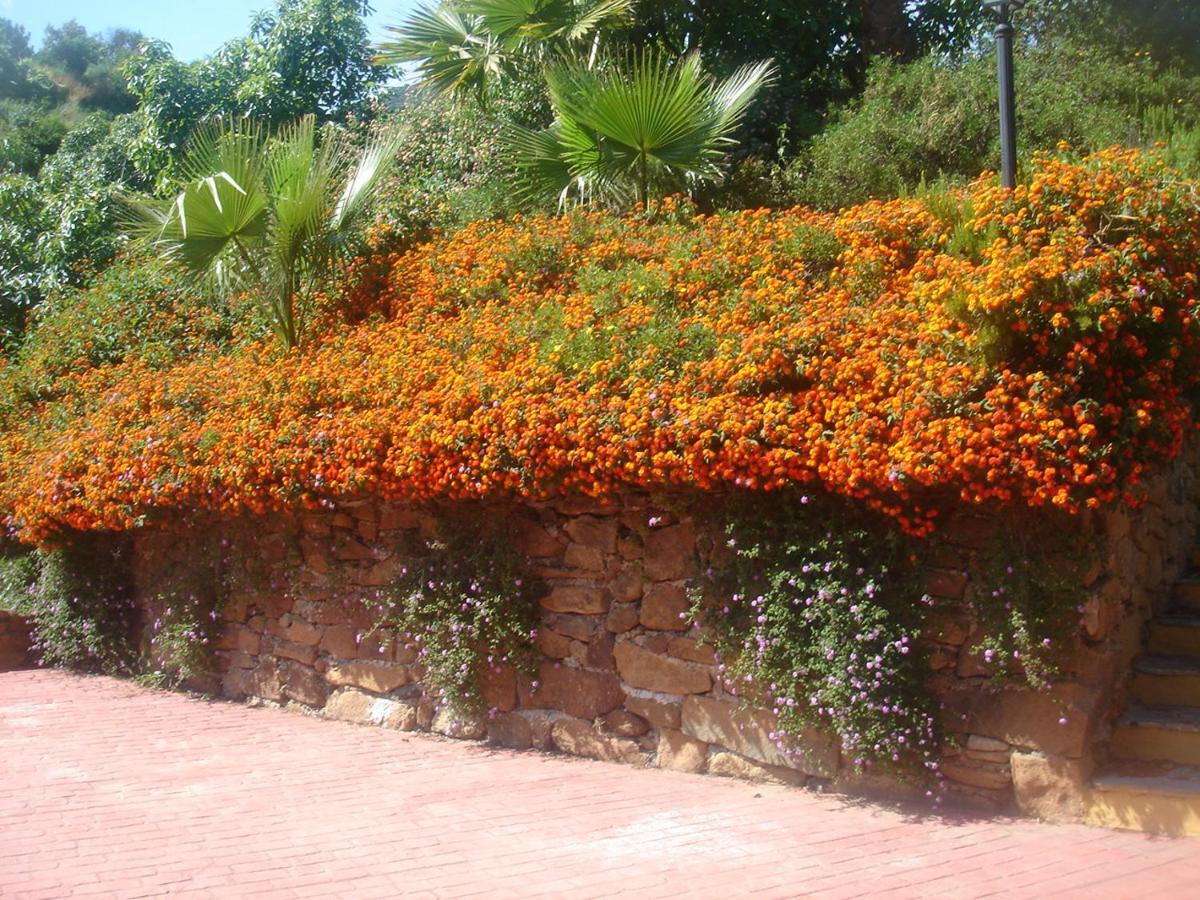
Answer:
[{"left": 377, "top": 506, "right": 537, "bottom": 716}]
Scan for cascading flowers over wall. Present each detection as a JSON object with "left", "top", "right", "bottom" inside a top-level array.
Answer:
[{"left": 0, "top": 147, "right": 1197, "bottom": 547}]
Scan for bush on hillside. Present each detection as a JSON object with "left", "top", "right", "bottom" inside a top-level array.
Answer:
[{"left": 776, "top": 40, "right": 1200, "bottom": 210}]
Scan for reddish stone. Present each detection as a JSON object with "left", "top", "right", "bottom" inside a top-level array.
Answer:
[
  {"left": 564, "top": 516, "right": 619, "bottom": 553},
  {"left": 273, "top": 614, "right": 322, "bottom": 647},
  {"left": 643, "top": 523, "right": 696, "bottom": 581},
  {"left": 640, "top": 583, "right": 690, "bottom": 631},
  {"left": 625, "top": 693, "right": 683, "bottom": 730},
  {"left": 333, "top": 535, "right": 375, "bottom": 562},
  {"left": 282, "top": 663, "right": 328, "bottom": 707},
  {"left": 540, "top": 585, "right": 610, "bottom": 615},
  {"left": 603, "top": 709, "right": 650, "bottom": 737},
  {"left": 482, "top": 663, "right": 518, "bottom": 713},
  {"left": 545, "top": 614, "right": 595, "bottom": 642},
  {"left": 564, "top": 544, "right": 605, "bottom": 572},
  {"left": 320, "top": 624, "right": 360, "bottom": 659},
  {"left": 586, "top": 633, "right": 616, "bottom": 671},
  {"left": 667, "top": 636, "right": 718, "bottom": 665},
  {"left": 614, "top": 641, "right": 711, "bottom": 695},
  {"left": 606, "top": 603, "right": 640, "bottom": 634},
  {"left": 925, "top": 567, "right": 968, "bottom": 600},
  {"left": 519, "top": 661, "right": 624, "bottom": 720},
  {"left": 611, "top": 565, "right": 645, "bottom": 603},
  {"left": 272, "top": 639, "right": 320, "bottom": 666}
]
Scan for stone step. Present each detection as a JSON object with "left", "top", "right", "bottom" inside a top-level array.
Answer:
[
  {"left": 1133, "top": 656, "right": 1200, "bottom": 706},
  {"left": 1172, "top": 577, "right": 1200, "bottom": 612},
  {"left": 1086, "top": 760, "right": 1200, "bottom": 836},
  {"left": 1149, "top": 615, "right": 1200, "bottom": 656},
  {"left": 1110, "top": 705, "right": 1200, "bottom": 766}
]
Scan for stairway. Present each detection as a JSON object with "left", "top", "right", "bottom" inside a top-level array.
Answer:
[{"left": 1086, "top": 555, "right": 1200, "bottom": 835}]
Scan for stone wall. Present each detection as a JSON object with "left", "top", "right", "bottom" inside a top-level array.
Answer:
[
  {"left": 126, "top": 441, "right": 1200, "bottom": 817},
  {"left": 0, "top": 610, "right": 33, "bottom": 672}
]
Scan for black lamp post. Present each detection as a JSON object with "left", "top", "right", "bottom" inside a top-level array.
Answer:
[{"left": 985, "top": 0, "right": 1024, "bottom": 189}]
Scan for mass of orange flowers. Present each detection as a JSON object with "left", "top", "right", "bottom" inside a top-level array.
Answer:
[{"left": 1, "top": 147, "right": 1197, "bottom": 543}]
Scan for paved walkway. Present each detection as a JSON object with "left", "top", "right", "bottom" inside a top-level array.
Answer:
[{"left": 1, "top": 670, "right": 1197, "bottom": 900}]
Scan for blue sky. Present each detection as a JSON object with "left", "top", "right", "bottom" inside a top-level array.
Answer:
[{"left": 3, "top": 0, "right": 418, "bottom": 62}]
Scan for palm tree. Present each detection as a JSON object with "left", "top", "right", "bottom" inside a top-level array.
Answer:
[
  {"left": 124, "top": 115, "right": 400, "bottom": 350},
  {"left": 375, "top": 0, "right": 634, "bottom": 101},
  {"left": 507, "top": 50, "right": 776, "bottom": 210}
]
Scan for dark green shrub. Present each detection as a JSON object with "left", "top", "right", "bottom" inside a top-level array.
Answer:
[
  {"left": 22, "top": 534, "right": 137, "bottom": 673},
  {"left": 794, "top": 40, "right": 1200, "bottom": 209}
]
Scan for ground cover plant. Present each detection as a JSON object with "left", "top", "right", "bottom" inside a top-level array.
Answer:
[{"left": 0, "top": 146, "right": 1195, "bottom": 547}]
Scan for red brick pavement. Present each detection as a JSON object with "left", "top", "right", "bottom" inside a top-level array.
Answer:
[{"left": 1, "top": 669, "right": 1196, "bottom": 899}]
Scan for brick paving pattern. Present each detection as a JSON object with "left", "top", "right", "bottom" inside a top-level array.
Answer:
[{"left": 1, "top": 670, "right": 1197, "bottom": 899}]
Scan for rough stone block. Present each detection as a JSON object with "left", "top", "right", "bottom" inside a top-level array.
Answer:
[
  {"left": 964, "top": 682, "right": 1100, "bottom": 758},
  {"left": 603, "top": 709, "right": 650, "bottom": 737},
  {"left": 656, "top": 729, "right": 708, "bottom": 773},
  {"left": 941, "top": 759, "right": 1012, "bottom": 792},
  {"left": 487, "top": 712, "right": 533, "bottom": 749},
  {"left": 432, "top": 708, "right": 487, "bottom": 740},
  {"left": 624, "top": 691, "right": 683, "bottom": 730},
  {"left": 640, "top": 583, "right": 690, "bottom": 631},
  {"left": 707, "top": 751, "right": 807, "bottom": 786},
  {"left": 320, "top": 623, "right": 360, "bottom": 659},
  {"left": 564, "top": 516, "right": 619, "bottom": 553},
  {"left": 275, "top": 614, "right": 322, "bottom": 646},
  {"left": 611, "top": 565, "right": 644, "bottom": 603},
  {"left": 546, "top": 613, "right": 595, "bottom": 642},
  {"left": 586, "top": 632, "right": 615, "bottom": 671},
  {"left": 564, "top": 544, "right": 605, "bottom": 573},
  {"left": 1011, "top": 751, "right": 1091, "bottom": 822},
  {"left": 482, "top": 662, "right": 518, "bottom": 713},
  {"left": 606, "top": 603, "right": 640, "bottom": 634},
  {"left": 519, "top": 661, "right": 624, "bottom": 720},
  {"left": 551, "top": 717, "right": 644, "bottom": 765},
  {"left": 324, "top": 688, "right": 418, "bottom": 730},
  {"left": 536, "top": 629, "right": 573, "bottom": 660},
  {"left": 540, "top": 585, "right": 610, "bottom": 615},
  {"left": 282, "top": 663, "right": 328, "bottom": 707},
  {"left": 643, "top": 523, "right": 696, "bottom": 581},
  {"left": 272, "top": 639, "right": 320, "bottom": 666},
  {"left": 667, "top": 636, "right": 718, "bottom": 665},
  {"left": 614, "top": 641, "right": 711, "bottom": 695},
  {"left": 325, "top": 661, "right": 411, "bottom": 694},
  {"left": 681, "top": 696, "right": 837, "bottom": 777}
]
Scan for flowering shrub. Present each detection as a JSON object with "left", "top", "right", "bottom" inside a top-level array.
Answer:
[
  {"left": 691, "top": 492, "right": 942, "bottom": 777},
  {"left": 0, "top": 148, "right": 1198, "bottom": 542},
  {"left": 375, "top": 508, "right": 536, "bottom": 716},
  {"left": 139, "top": 535, "right": 225, "bottom": 689},
  {"left": 19, "top": 535, "right": 137, "bottom": 673}
]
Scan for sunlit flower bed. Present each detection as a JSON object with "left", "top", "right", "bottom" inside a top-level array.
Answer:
[{"left": 2, "top": 148, "right": 1197, "bottom": 543}]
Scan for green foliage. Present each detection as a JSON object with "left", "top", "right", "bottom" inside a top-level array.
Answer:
[
  {"left": 0, "top": 113, "right": 148, "bottom": 342},
  {"left": 959, "top": 518, "right": 1096, "bottom": 691},
  {"left": 377, "top": 507, "right": 537, "bottom": 715},
  {"left": 0, "top": 553, "right": 37, "bottom": 612},
  {"left": 123, "top": 114, "right": 401, "bottom": 349},
  {"left": 139, "top": 536, "right": 225, "bottom": 689},
  {"left": 372, "top": 82, "right": 552, "bottom": 240},
  {"left": 508, "top": 50, "right": 775, "bottom": 208},
  {"left": 20, "top": 535, "right": 137, "bottom": 674},
  {"left": 691, "top": 491, "right": 942, "bottom": 777},
  {"left": 377, "top": 0, "right": 634, "bottom": 101},
  {"left": 629, "top": 0, "right": 990, "bottom": 154},
  {"left": 4, "top": 254, "right": 243, "bottom": 409},
  {"left": 123, "top": 0, "right": 380, "bottom": 186},
  {"left": 794, "top": 39, "right": 1200, "bottom": 209}
]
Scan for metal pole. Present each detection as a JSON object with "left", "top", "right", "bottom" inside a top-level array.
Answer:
[{"left": 993, "top": 8, "right": 1018, "bottom": 189}]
